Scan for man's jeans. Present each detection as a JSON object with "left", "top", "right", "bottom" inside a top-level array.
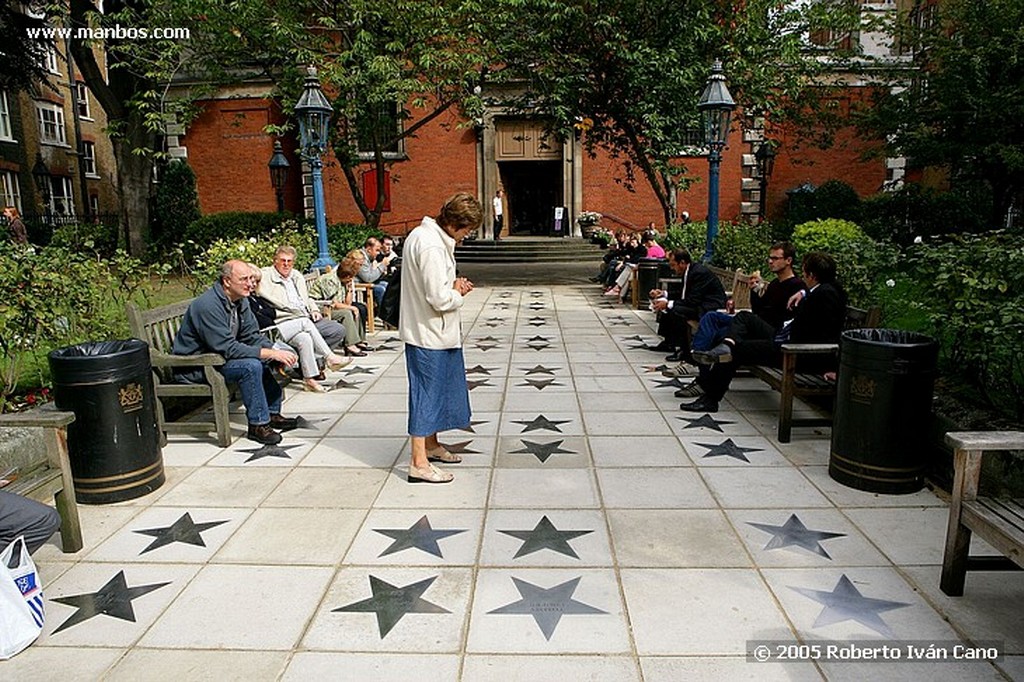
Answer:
[
  {"left": 373, "top": 281, "right": 388, "bottom": 307},
  {"left": 219, "top": 358, "right": 281, "bottom": 425}
]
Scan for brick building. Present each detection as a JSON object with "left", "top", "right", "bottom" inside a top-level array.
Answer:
[{"left": 0, "top": 34, "right": 119, "bottom": 236}]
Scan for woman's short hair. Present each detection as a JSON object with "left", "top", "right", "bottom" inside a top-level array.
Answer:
[{"left": 436, "top": 192, "right": 483, "bottom": 230}]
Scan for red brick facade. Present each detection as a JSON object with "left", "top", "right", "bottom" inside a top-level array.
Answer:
[{"left": 181, "top": 96, "right": 885, "bottom": 231}]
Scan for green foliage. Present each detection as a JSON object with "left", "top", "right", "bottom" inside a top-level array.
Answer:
[
  {"left": 778, "top": 180, "right": 861, "bottom": 238},
  {"left": 0, "top": 246, "right": 164, "bottom": 411},
  {"left": 859, "top": 0, "right": 1024, "bottom": 225},
  {"left": 49, "top": 221, "right": 120, "bottom": 258},
  {"left": 186, "top": 221, "right": 317, "bottom": 294},
  {"left": 663, "top": 221, "right": 707, "bottom": 255},
  {"left": 152, "top": 160, "right": 202, "bottom": 255},
  {"left": 884, "top": 231, "right": 1024, "bottom": 420},
  {"left": 860, "top": 184, "right": 994, "bottom": 245},
  {"left": 327, "top": 223, "right": 381, "bottom": 259},
  {"left": 791, "top": 219, "right": 898, "bottom": 307},
  {"left": 182, "top": 212, "right": 302, "bottom": 258},
  {"left": 711, "top": 222, "right": 775, "bottom": 274}
]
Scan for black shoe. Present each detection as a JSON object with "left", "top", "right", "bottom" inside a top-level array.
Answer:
[
  {"left": 269, "top": 414, "right": 298, "bottom": 431},
  {"left": 679, "top": 396, "right": 719, "bottom": 413},
  {"left": 665, "top": 350, "right": 690, "bottom": 363},
  {"left": 649, "top": 340, "right": 675, "bottom": 353},
  {"left": 247, "top": 423, "right": 283, "bottom": 445}
]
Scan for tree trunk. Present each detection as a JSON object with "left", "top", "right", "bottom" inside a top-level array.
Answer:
[{"left": 112, "top": 133, "right": 153, "bottom": 256}]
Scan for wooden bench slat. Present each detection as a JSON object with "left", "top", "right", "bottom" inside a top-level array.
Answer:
[{"left": 945, "top": 431, "right": 1024, "bottom": 452}]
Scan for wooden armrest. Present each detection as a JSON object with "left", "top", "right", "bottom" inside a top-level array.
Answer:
[
  {"left": 945, "top": 431, "right": 1024, "bottom": 452},
  {"left": 151, "top": 351, "right": 226, "bottom": 367},
  {"left": 0, "top": 405, "right": 76, "bottom": 428},
  {"left": 780, "top": 343, "right": 839, "bottom": 355}
]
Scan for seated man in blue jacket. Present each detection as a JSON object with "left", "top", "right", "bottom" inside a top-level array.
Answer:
[
  {"left": 172, "top": 260, "right": 300, "bottom": 445},
  {"left": 680, "top": 252, "right": 848, "bottom": 413},
  {"left": 0, "top": 491, "right": 60, "bottom": 555}
]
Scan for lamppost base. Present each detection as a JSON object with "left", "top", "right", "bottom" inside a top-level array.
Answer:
[{"left": 310, "top": 256, "right": 337, "bottom": 272}]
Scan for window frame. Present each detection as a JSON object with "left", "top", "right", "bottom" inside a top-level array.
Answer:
[
  {"left": 355, "top": 101, "right": 407, "bottom": 161},
  {"left": 1, "top": 170, "right": 23, "bottom": 213},
  {"left": 49, "top": 176, "right": 75, "bottom": 217},
  {"left": 36, "top": 102, "right": 67, "bottom": 145},
  {"left": 76, "top": 82, "right": 92, "bottom": 119},
  {"left": 0, "top": 91, "right": 13, "bottom": 141},
  {"left": 82, "top": 141, "right": 99, "bottom": 177}
]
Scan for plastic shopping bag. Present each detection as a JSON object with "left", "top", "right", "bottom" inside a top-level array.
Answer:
[{"left": 0, "top": 537, "right": 45, "bottom": 659}]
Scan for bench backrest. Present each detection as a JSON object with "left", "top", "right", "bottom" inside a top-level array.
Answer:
[
  {"left": 708, "top": 265, "right": 753, "bottom": 311},
  {"left": 126, "top": 299, "right": 193, "bottom": 355},
  {"left": 845, "top": 304, "right": 881, "bottom": 330}
]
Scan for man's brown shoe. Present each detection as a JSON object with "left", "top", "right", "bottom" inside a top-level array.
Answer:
[
  {"left": 247, "top": 423, "right": 282, "bottom": 445},
  {"left": 269, "top": 414, "right": 298, "bottom": 431}
]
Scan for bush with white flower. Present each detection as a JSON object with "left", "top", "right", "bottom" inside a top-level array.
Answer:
[{"left": 187, "top": 220, "right": 317, "bottom": 293}]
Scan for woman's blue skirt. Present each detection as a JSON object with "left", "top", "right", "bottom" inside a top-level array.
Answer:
[{"left": 405, "top": 345, "right": 471, "bottom": 436}]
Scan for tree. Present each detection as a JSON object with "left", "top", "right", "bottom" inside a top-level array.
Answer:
[
  {"left": 861, "top": 0, "right": 1024, "bottom": 227},
  {"left": 0, "top": 3, "right": 49, "bottom": 92},
  {"left": 488, "top": 0, "right": 860, "bottom": 224}
]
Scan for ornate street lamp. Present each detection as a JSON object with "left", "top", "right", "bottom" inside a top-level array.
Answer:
[
  {"left": 294, "top": 66, "right": 335, "bottom": 270},
  {"left": 755, "top": 139, "right": 779, "bottom": 221},
  {"left": 268, "top": 140, "right": 290, "bottom": 214},
  {"left": 697, "top": 60, "right": 736, "bottom": 263}
]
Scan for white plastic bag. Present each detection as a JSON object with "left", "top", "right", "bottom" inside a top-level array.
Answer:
[{"left": 0, "top": 537, "right": 45, "bottom": 659}]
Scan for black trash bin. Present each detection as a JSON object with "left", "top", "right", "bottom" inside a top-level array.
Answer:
[
  {"left": 829, "top": 329, "right": 939, "bottom": 494},
  {"left": 636, "top": 259, "right": 667, "bottom": 308},
  {"left": 48, "top": 339, "right": 164, "bottom": 504}
]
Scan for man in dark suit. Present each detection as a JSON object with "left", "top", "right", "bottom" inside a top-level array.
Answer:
[
  {"left": 648, "top": 248, "right": 727, "bottom": 361},
  {"left": 679, "top": 252, "right": 848, "bottom": 413}
]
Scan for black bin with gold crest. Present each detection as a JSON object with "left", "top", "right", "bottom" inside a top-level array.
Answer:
[
  {"left": 829, "top": 329, "right": 939, "bottom": 494},
  {"left": 48, "top": 339, "right": 164, "bottom": 503}
]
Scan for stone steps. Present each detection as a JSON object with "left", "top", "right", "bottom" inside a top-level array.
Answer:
[{"left": 456, "top": 237, "right": 605, "bottom": 264}]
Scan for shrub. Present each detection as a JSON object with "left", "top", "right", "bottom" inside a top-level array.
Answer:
[
  {"left": 186, "top": 220, "right": 318, "bottom": 293},
  {"left": 152, "top": 160, "right": 201, "bottom": 256},
  {"left": 49, "top": 220, "right": 120, "bottom": 258},
  {"left": 663, "top": 221, "right": 707, "bottom": 255},
  {"left": 327, "top": 223, "right": 381, "bottom": 259},
  {"left": 711, "top": 221, "right": 775, "bottom": 274},
  {"left": 182, "top": 211, "right": 303, "bottom": 258},
  {"left": 0, "top": 246, "right": 159, "bottom": 410},
  {"left": 778, "top": 179, "right": 862, "bottom": 239},
  {"left": 889, "top": 231, "right": 1024, "bottom": 420},
  {"left": 860, "top": 184, "right": 994, "bottom": 245},
  {"left": 791, "top": 218, "right": 898, "bottom": 307}
]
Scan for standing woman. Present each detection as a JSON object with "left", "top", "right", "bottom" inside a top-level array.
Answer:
[
  {"left": 3, "top": 206, "right": 28, "bottom": 245},
  {"left": 400, "top": 192, "right": 481, "bottom": 483}
]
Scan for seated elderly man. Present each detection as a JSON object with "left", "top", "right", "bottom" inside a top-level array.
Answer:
[
  {"left": 358, "top": 237, "right": 388, "bottom": 306},
  {"left": 258, "top": 246, "right": 351, "bottom": 393},
  {"left": 172, "top": 259, "right": 302, "bottom": 445},
  {"left": 0, "top": 490, "right": 61, "bottom": 554}
]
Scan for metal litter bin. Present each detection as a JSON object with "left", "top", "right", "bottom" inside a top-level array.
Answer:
[
  {"left": 829, "top": 329, "right": 939, "bottom": 494},
  {"left": 48, "top": 339, "right": 164, "bottom": 503}
]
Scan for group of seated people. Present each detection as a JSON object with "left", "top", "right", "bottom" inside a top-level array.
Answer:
[
  {"left": 642, "top": 242, "right": 848, "bottom": 413},
  {"left": 592, "top": 224, "right": 666, "bottom": 301},
  {"left": 172, "top": 238, "right": 399, "bottom": 445}
]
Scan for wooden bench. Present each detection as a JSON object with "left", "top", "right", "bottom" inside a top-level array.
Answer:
[
  {"left": 0, "top": 407, "right": 84, "bottom": 552},
  {"left": 126, "top": 300, "right": 235, "bottom": 447},
  {"left": 750, "top": 304, "right": 881, "bottom": 443},
  {"left": 940, "top": 431, "right": 1024, "bottom": 596},
  {"left": 707, "top": 265, "right": 753, "bottom": 311},
  {"left": 307, "top": 271, "right": 377, "bottom": 334}
]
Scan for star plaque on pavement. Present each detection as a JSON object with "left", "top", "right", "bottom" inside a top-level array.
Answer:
[
  {"left": 456, "top": 420, "right": 487, "bottom": 433},
  {"left": 51, "top": 571, "right": 171, "bottom": 634},
  {"left": 294, "top": 416, "right": 332, "bottom": 429},
  {"left": 678, "top": 414, "right": 735, "bottom": 433},
  {"left": 333, "top": 575, "right": 450, "bottom": 638},
  {"left": 342, "top": 366, "right": 376, "bottom": 376},
  {"left": 466, "top": 365, "right": 496, "bottom": 375},
  {"left": 330, "top": 378, "right": 363, "bottom": 390},
  {"left": 442, "top": 440, "right": 480, "bottom": 455},
  {"left": 498, "top": 515, "right": 593, "bottom": 558},
  {"left": 466, "top": 379, "right": 492, "bottom": 390},
  {"left": 518, "top": 378, "right": 563, "bottom": 391},
  {"left": 133, "top": 512, "right": 229, "bottom": 554},
  {"left": 237, "top": 442, "right": 303, "bottom": 463},
  {"left": 747, "top": 514, "right": 846, "bottom": 559},
  {"left": 521, "top": 364, "right": 558, "bottom": 375},
  {"left": 693, "top": 438, "right": 763, "bottom": 463},
  {"left": 513, "top": 415, "right": 571, "bottom": 433},
  {"left": 789, "top": 574, "right": 911, "bottom": 638},
  {"left": 510, "top": 439, "right": 575, "bottom": 463},
  {"left": 373, "top": 515, "right": 467, "bottom": 558},
  {"left": 488, "top": 576, "right": 606, "bottom": 640}
]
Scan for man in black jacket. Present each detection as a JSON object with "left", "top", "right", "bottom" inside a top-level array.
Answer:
[
  {"left": 680, "top": 252, "right": 847, "bottom": 413},
  {"left": 648, "top": 248, "right": 727, "bottom": 361}
]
